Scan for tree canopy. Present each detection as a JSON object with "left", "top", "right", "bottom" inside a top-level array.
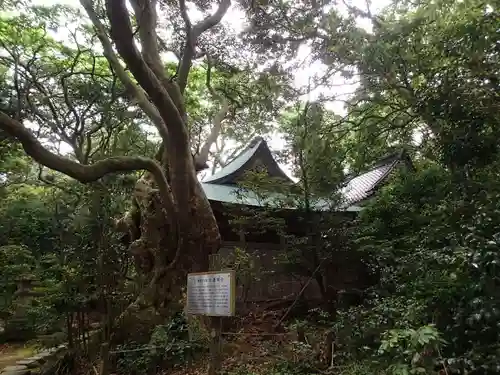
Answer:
[{"left": 0, "top": 0, "right": 499, "bottom": 373}]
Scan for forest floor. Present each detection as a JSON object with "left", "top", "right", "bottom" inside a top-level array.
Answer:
[
  {"left": 0, "top": 343, "right": 36, "bottom": 368},
  {"left": 170, "top": 307, "right": 330, "bottom": 375},
  {"left": 170, "top": 311, "right": 288, "bottom": 375}
]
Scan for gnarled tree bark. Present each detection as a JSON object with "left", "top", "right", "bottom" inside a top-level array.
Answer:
[
  {"left": 82, "top": 0, "right": 231, "bottom": 316},
  {"left": 1, "top": 0, "right": 232, "bottom": 324}
]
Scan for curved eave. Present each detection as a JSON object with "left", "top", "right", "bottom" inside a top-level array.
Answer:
[
  {"left": 202, "top": 137, "right": 294, "bottom": 185},
  {"left": 201, "top": 183, "right": 362, "bottom": 212}
]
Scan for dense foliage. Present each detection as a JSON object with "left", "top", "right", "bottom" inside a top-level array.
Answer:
[{"left": 0, "top": 0, "right": 499, "bottom": 374}]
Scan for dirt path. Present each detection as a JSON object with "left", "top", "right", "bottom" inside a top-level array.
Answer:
[{"left": 0, "top": 344, "right": 36, "bottom": 368}]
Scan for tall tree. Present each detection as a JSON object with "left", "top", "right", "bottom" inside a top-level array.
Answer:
[
  {"left": 242, "top": 0, "right": 499, "bottom": 172},
  {"left": 0, "top": 0, "right": 236, "bottom": 320}
]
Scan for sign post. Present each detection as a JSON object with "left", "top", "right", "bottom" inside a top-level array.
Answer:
[
  {"left": 186, "top": 269, "right": 235, "bottom": 375},
  {"left": 186, "top": 271, "right": 236, "bottom": 317}
]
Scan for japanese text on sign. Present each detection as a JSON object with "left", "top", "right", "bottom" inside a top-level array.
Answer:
[{"left": 186, "top": 271, "right": 236, "bottom": 316}]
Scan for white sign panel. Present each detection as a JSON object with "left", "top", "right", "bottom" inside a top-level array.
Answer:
[{"left": 186, "top": 271, "right": 236, "bottom": 317}]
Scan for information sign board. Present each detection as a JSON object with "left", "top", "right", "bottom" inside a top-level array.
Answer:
[{"left": 186, "top": 270, "right": 236, "bottom": 317}]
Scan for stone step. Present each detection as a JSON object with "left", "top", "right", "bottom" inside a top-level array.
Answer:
[
  {"left": 0, "top": 364, "right": 30, "bottom": 375},
  {"left": 22, "top": 356, "right": 45, "bottom": 364},
  {"left": 15, "top": 360, "right": 38, "bottom": 369},
  {"left": 0, "top": 341, "right": 69, "bottom": 375}
]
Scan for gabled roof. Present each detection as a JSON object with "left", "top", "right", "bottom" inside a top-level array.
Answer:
[
  {"left": 203, "top": 137, "right": 294, "bottom": 185},
  {"left": 201, "top": 138, "right": 412, "bottom": 212}
]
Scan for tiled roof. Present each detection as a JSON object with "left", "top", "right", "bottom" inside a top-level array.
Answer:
[
  {"left": 339, "top": 157, "right": 400, "bottom": 206},
  {"left": 201, "top": 137, "right": 408, "bottom": 212}
]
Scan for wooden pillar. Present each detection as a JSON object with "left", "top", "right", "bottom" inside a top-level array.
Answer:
[
  {"left": 98, "top": 342, "right": 110, "bottom": 375},
  {"left": 238, "top": 226, "right": 246, "bottom": 247},
  {"left": 278, "top": 234, "right": 287, "bottom": 299},
  {"left": 207, "top": 255, "right": 223, "bottom": 375}
]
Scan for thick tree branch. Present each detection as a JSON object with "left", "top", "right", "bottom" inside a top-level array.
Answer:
[
  {"left": 178, "top": 0, "right": 191, "bottom": 29},
  {"left": 129, "top": 0, "right": 186, "bottom": 118},
  {"left": 0, "top": 111, "right": 177, "bottom": 219},
  {"left": 129, "top": 0, "right": 164, "bottom": 75},
  {"left": 177, "top": 0, "right": 231, "bottom": 93},
  {"left": 177, "top": 42, "right": 195, "bottom": 95},
  {"left": 106, "top": 0, "right": 185, "bottom": 146},
  {"left": 106, "top": 0, "right": 195, "bottom": 210},
  {"left": 79, "top": 0, "right": 165, "bottom": 131},
  {"left": 194, "top": 56, "right": 230, "bottom": 167}
]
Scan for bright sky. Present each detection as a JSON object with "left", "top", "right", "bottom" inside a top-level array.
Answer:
[
  {"left": 25, "top": 0, "right": 390, "bottom": 178},
  {"left": 31, "top": 0, "right": 388, "bottom": 110}
]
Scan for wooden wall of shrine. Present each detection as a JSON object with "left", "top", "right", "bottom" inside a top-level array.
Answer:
[{"left": 210, "top": 201, "right": 375, "bottom": 306}]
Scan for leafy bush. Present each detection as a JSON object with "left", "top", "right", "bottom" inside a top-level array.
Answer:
[
  {"left": 114, "top": 340, "right": 151, "bottom": 375},
  {"left": 333, "top": 165, "right": 500, "bottom": 373},
  {"left": 377, "top": 325, "right": 445, "bottom": 374}
]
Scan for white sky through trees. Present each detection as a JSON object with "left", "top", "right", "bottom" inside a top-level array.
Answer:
[{"left": 23, "top": 0, "right": 390, "bottom": 178}]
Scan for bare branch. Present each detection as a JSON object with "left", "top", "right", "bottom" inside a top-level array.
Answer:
[
  {"left": 59, "top": 50, "right": 83, "bottom": 139},
  {"left": 209, "top": 139, "right": 225, "bottom": 174},
  {"left": 341, "top": 0, "right": 382, "bottom": 28},
  {"left": 195, "top": 100, "right": 229, "bottom": 169},
  {"left": 192, "top": 0, "right": 231, "bottom": 36},
  {"left": 221, "top": 132, "right": 257, "bottom": 162},
  {"left": 178, "top": 0, "right": 191, "bottom": 30},
  {"left": 157, "top": 36, "right": 181, "bottom": 60},
  {"left": 365, "top": 0, "right": 373, "bottom": 18},
  {"left": 205, "top": 54, "right": 218, "bottom": 97}
]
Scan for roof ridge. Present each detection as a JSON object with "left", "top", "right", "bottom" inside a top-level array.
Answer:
[
  {"left": 202, "top": 137, "right": 266, "bottom": 184},
  {"left": 227, "top": 136, "right": 264, "bottom": 164},
  {"left": 203, "top": 136, "right": 295, "bottom": 185}
]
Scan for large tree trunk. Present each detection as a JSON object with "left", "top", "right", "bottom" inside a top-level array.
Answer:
[
  {"left": 126, "top": 170, "right": 220, "bottom": 315},
  {"left": 93, "top": 0, "right": 231, "bottom": 318},
  {"left": 0, "top": 0, "right": 230, "bottom": 336}
]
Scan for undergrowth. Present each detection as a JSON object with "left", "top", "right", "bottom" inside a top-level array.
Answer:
[{"left": 114, "top": 313, "right": 207, "bottom": 375}]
